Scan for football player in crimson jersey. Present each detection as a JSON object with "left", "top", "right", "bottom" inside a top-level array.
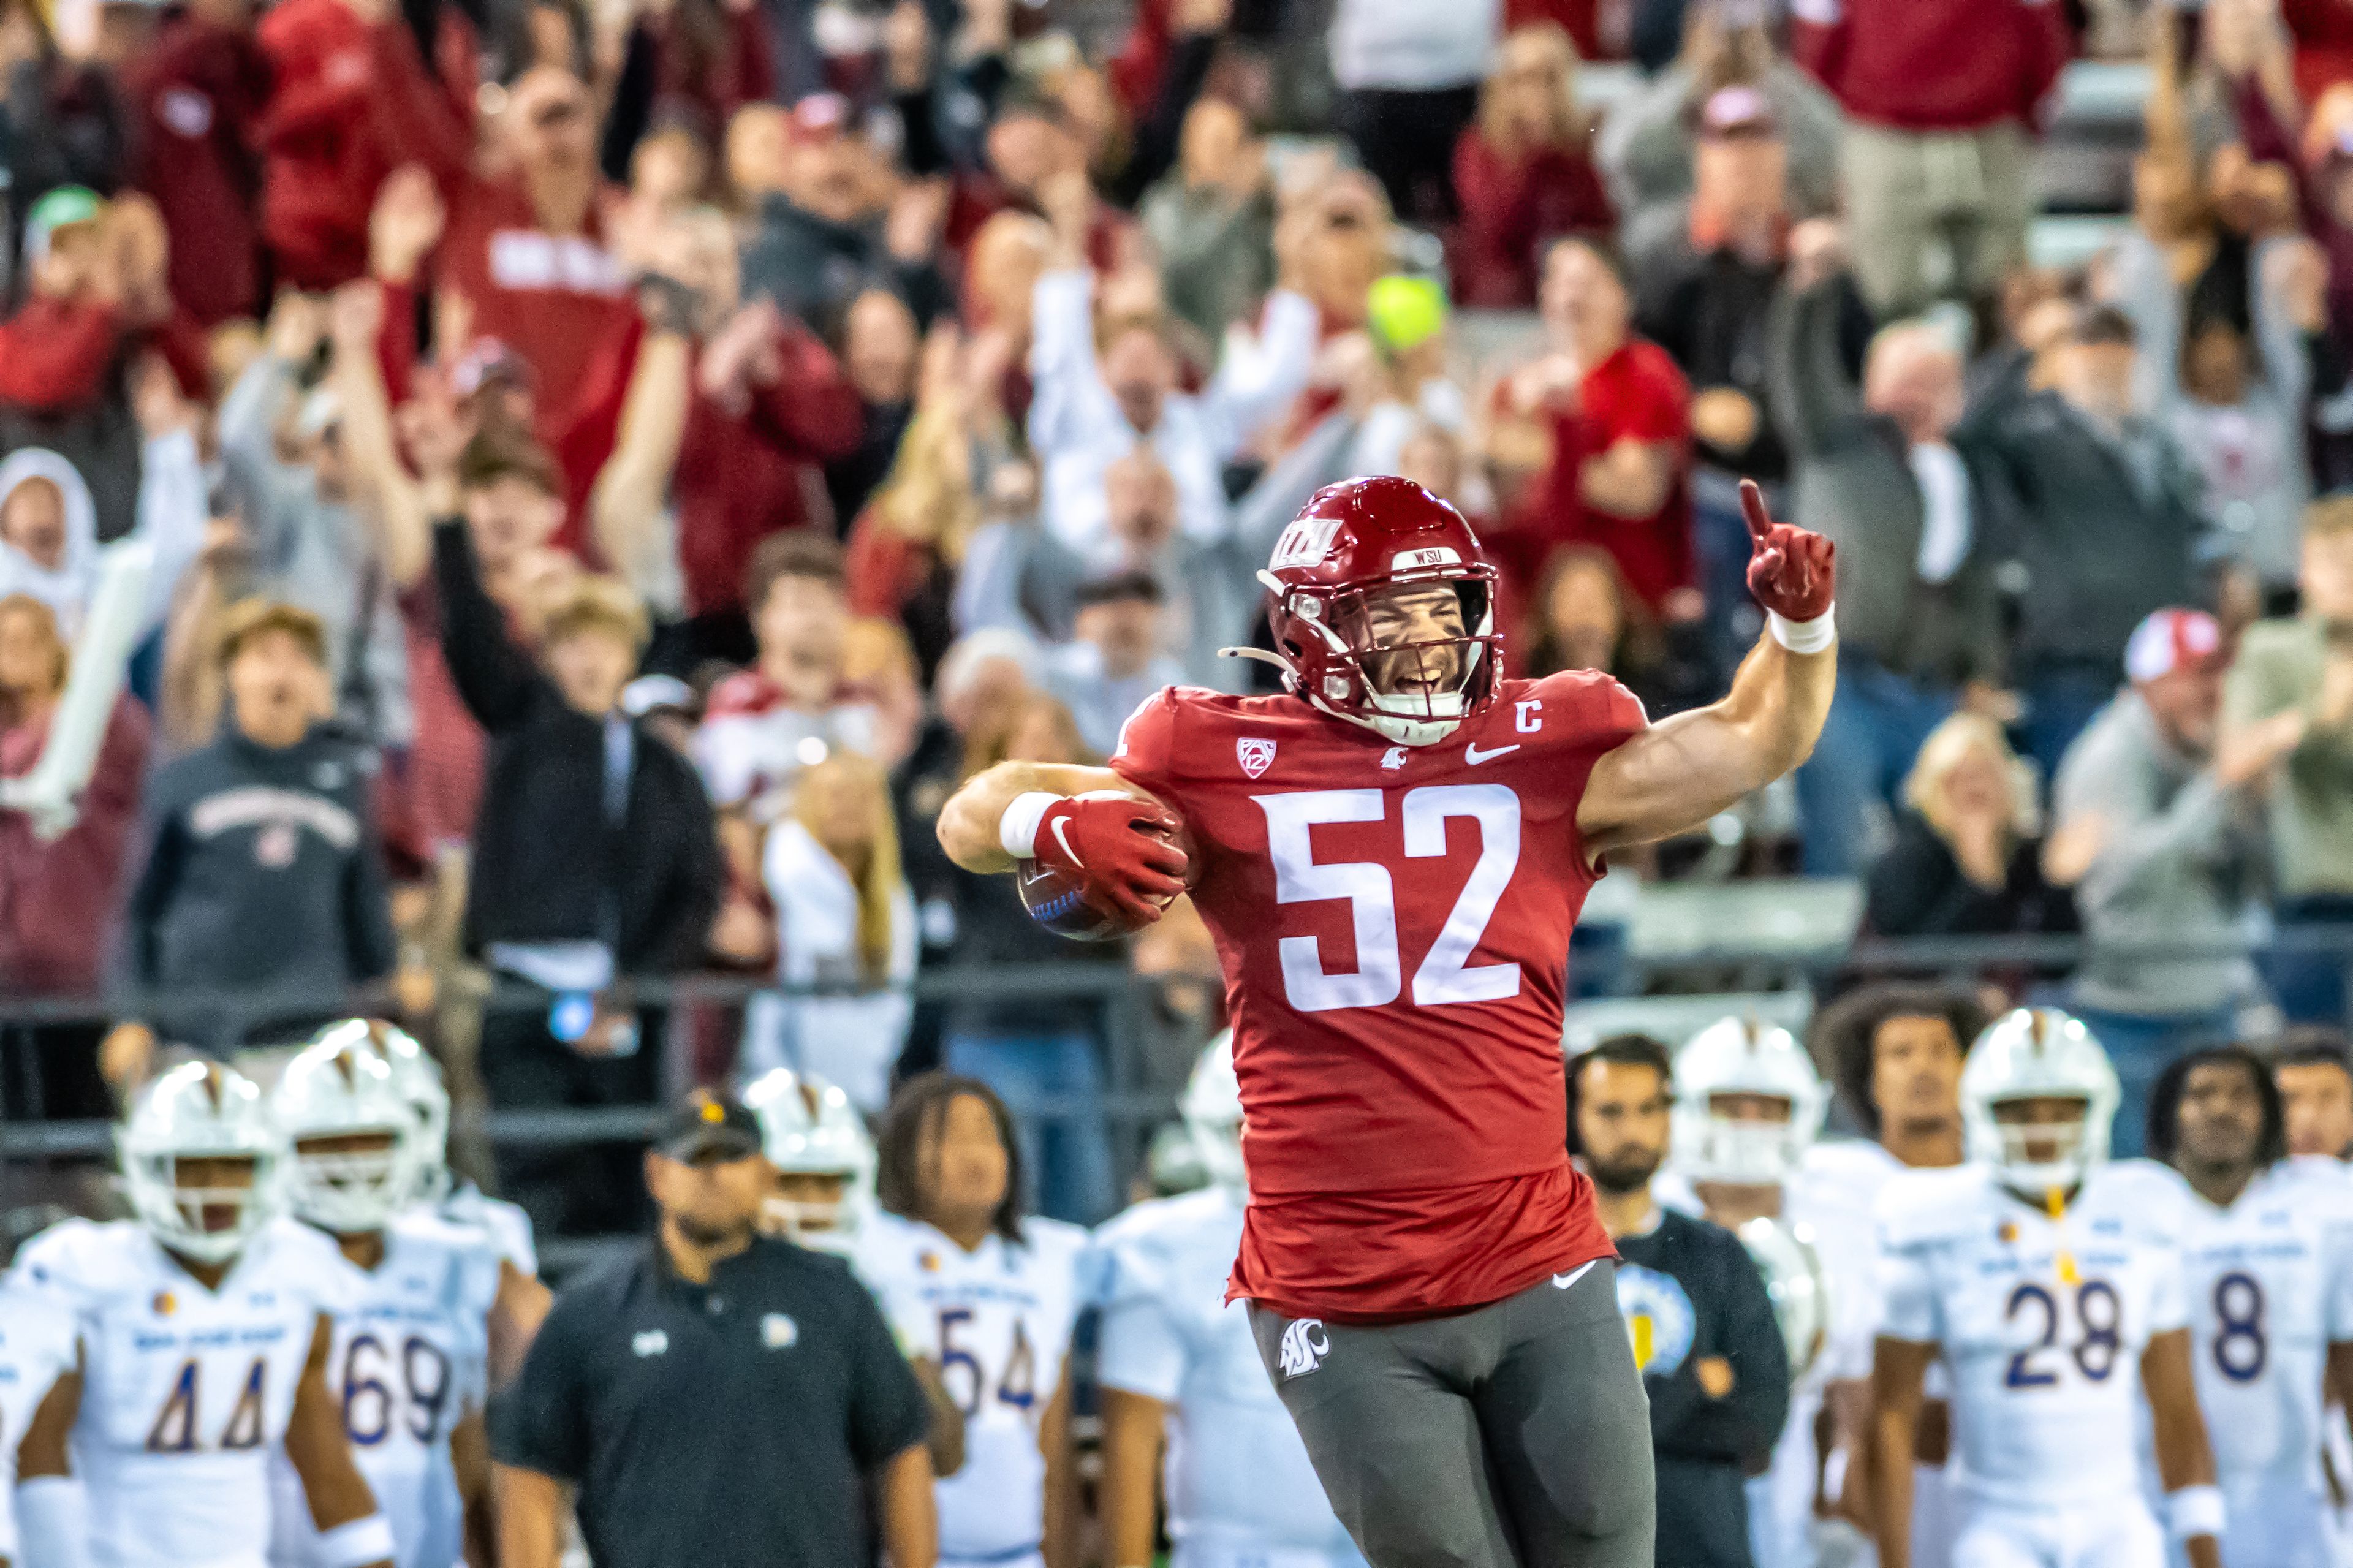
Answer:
[{"left": 938, "top": 474, "right": 1836, "bottom": 1568}]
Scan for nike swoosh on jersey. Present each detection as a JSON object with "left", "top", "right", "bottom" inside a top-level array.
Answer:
[
  {"left": 1464, "top": 741, "right": 1521, "bottom": 765},
  {"left": 1552, "top": 1260, "right": 1597, "bottom": 1290}
]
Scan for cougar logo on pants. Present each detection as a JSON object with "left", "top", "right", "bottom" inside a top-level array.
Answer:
[{"left": 1279, "top": 1317, "right": 1330, "bottom": 1378}]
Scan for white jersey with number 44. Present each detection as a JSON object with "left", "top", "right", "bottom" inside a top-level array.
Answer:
[
  {"left": 267, "top": 1212, "right": 504, "bottom": 1568},
  {"left": 855, "top": 1211, "right": 1089, "bottom": 1563},
  {"left": 1876, "top": 1161, "right": 2190, "bottom": 1510},
  {"left": 8, "top": 1216, "right": 350, "bottom": 1568},
  {"left": 2172, "top": 1156, "right": 2353, "bottom": 1568}
]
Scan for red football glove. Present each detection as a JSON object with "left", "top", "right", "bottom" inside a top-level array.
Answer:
[
  {"left": 1033, "top": 795, "right": 1189, "bottom": 924},
  {"left": 1741, "top": 479, "right": 1835, "bottom": 622}
]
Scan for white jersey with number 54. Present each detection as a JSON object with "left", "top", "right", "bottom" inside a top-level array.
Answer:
[
  {"left": 855, "top": 1211, "right": 1088, "bottom": 1562},
  {"left": 267, "top": 1211, "right": 504, "bottom": 1568},
  {"left": 8, "top": 1216, "right": 350, "bottom": 1568},
  {"left": 1876, "top": 1161, "right": 2191, "bottom": 1510}
]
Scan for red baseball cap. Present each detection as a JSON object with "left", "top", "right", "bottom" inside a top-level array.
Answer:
[{"left": 2124, "top": 608, "right": 2224, "bottom": 683}]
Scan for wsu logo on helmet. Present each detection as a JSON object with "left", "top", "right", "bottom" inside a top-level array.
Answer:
[{"left": 1278, "top": 1318, "right": 1330, "bottom": 1378}]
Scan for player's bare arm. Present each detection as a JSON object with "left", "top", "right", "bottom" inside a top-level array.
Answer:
[
  {"left": 1578, "top": 481, "right": 1836, "bottom": 860},
  {"left": 2139, "top": 1328, "right": 2222, "bottom": 1568},
  {"left": 491, "top": 1463, "right": 568, "bottom": 1568},
  {"left": 911, "top": 1356, "right": 968, "bottom": 1478},
  {"left": 282, "top": 1313, "right": 396, "bottom": 1568},
  {"left": 1039, "top": 1362, "right": 1079, "bottom": 1568},
  {"left": 487, "top": 1260, "right": 553, "bottom": 1389},
  {"left": 875, "top": 1443, "right": 940, "bottom": 1568},
  {"left": 13, "top": 1360, "right": 84, "bottom": 1568},
  {"left": 937, "top": 764, "right": 1168, "bottom": 875},
  {"left": 450, "top": 1408, "right": 498, "bottom": 1568},
  {"left": 1866, "top": 1335, "right": 1935, "bottom": 1568},
  {"left": 1098, "top": 1388, "right": 1168, "bottom": 1568}
]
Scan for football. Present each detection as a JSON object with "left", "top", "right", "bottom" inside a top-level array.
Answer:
[{"left": 1015, "top": 819, "right": 1182, "bottom": 941}]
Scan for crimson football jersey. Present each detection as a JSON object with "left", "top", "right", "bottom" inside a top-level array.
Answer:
[{"left": 1110, "top": 668, "right": 1645, "bottom": 1321}]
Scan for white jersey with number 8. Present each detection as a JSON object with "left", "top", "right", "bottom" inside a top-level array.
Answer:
[
  {"left": 8, "top": 1216, "right": 350, "bottom": 1568},
  {"left": 2172, "top": 1156, "right": 2353, "bottom": 1568},
  {"left": 855, "top": 1211, "right": 1088, "bottom": 1563},
  {"left": 267, "top": 1211, "right": 504, "bottom": 1568},
  {"left": 1876, "top": 1161, "right": 2190, "bottom": 1510}
]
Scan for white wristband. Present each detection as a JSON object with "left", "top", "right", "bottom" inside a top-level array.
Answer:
[
  {"left": 999, "top": 792, "right": 1065, "bottom": 860},
  {"left": 17, "top": 1475, "right": 92, "bottom": 1568},
  {"left": 2164, "top": 1483, "right": 2225, "bottom": 1541},
  {"left": 319, "top": 1513, "right": 398, "bottom": 1568},
  {"left": 1768, "top": 602, "right": 1836, "bottom": 655}
]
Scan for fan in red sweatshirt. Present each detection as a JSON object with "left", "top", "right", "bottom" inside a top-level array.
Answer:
[
  {"left": 127, "top": 0, "right": 273, "bottom": 328},
  {"left": 1789, "top": 0, "right": 2069, "bottom": 134}
]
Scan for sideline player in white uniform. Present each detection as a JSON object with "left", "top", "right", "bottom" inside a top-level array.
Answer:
[
  {"left": 856, "top": 1074, "right": 1089, "bottom": 1568},
  {"left": 745, "top": 1066, "right": 877, "bottom": 1254},
  {"left": 9, "top": 1061, "right": 397, "bottom": 1568},
  {"left": 2146, "top": 1043, "right": 2353, "bottom": 1568},
  {"left": 1095, "top": 1035, "right": 1366, "bottom": 1568},
  {"left": 310, "top": 1018, "right": 548, "bottom": 1384},
  {"left": 1665, "top": 1018, "right": 1870, "bottom": 1568},
  {"left": 1869, "top": 1009, "right": 2222, "bottom": 1568},
  {"left": 0, "top": 1274, "right": 77, "bottom": 1566},
  {"left": 267, "top": 1030, "right": 506, "bottom": 1568}
]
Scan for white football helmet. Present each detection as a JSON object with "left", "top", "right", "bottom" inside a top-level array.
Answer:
[
  {"left": 1670, "top": 1017, "right": 1828, "bottom": 1186},
  {"left": 273, "top": 1031, "right": 425, "bottom": 1234},
  {"left": 744, "top": 1069, "right": 875, "bottom": 1253},
  {"left": 1961, "top": 1007, "right": 2120, "bottom": 1195},
  {"left": 118, "top": 1061, "right": 289, "bottom": 1263},
  {"left": 1182, "top": 1031, "right": 1245, "bottom": 1191},
  {"left": 1738, "top": 1216, "right": 1831, "bottom": 1383},
  {"left": 309, "top": 1018, "right": 452, "bottom": 1203}
]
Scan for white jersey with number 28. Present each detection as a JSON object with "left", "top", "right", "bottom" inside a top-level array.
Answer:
[
  {"left": 267, "top": 1212, "right": 504, "bottom": 1568},
  {"left": 855, "top": 1211, "right": 1088, "bottom": 1563},
  {"left": 9, "top": 1216, "right": 349, "bottom": 1568},
  {"left": 1876, "top": 1161, "right": 2190, "bottom": 1510}
]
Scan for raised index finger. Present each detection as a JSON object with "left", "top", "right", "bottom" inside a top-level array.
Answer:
[{"left": 1740, "top": 478, "right": 1774, "bottom": 542}]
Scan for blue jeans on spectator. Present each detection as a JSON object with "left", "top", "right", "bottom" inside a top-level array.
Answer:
[
  {"left": 2064, "top": 1000, "right": 2239, "bottom": 1159},
  {"left": 2265, "top": 896, "right": 2353, "bottom": 1026},
  {"left": 2018, "top": 667, "right": 2118, "bottom": 795},
  {"left": 1793, "top": 653, "right": 1957, "bottom": 877},
  {"left": 944, "top": 1031, "right": 1115, "bottom": 1223}
]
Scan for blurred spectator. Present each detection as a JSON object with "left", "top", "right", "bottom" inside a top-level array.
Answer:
[
  {"left": 1027, "top": 170, "right": 1318, "bottom": 565},
  {"left": 1450, "top": 23, "right": 1616, "bottom": 310},
  {"left": 210, "top": 292, "right": 409, "bottom": 748},
  {"left": 2222, "top": 500, "right": 2353, "bottom": 1025},
  {"left": 0, "top": 0, "right": 129, "bottom": 222},
  {"left": 256, "top": 0, "right": 474, "bottom": 290},
  {"left": 1328, "top": 0, "right": 1497, "bottom": 225},
  {"left": 1769, "top": 235, "right": 2003, "bottom": 876},
  {"left": 827, "top": 287, "right": 923, "bottom": 536},
  {"left": 940, "top": 689, "right": 1120, "bottom": 1222},
  {"left": 434, "top": 514, "right": 722, "bottom": 1239},
  {"left": 1866, "top": 712, "right": 2075, "bottom": 940},
  {"left": 0, "top": 593, "right": 149, "bottom": 1118},
  {"left": 1789, "top": 0, "right": 2068, "bottom": 317},
  {"left": 1967, "top": 306, "right": 2209, "bottom": 781},
  {"left": 1598, "top": 10, "right": 1842, "bottom": 237},
  {"left": 2047, "top": 609, "right": 2270, "bottom": 1151},
  {"left": 736, "top": 95, "right": 950, "bottom": 333},
  {"left": 743, "top": 749, "right": 917, "bottom": 1110},
  {"left": 2275, "top": 1025, "right": 2353, "bottom": 1158},
  {"left": 1489, "top": 239, "right": 1697, "bottom": 623},
  {"left": 1042, "top": 570, "right": 1183, "bottom": 756},
  {"left": 113, "top": 600, "right": 395, "bottom": 1075},
  {"left": 1517, "top": 545, "right": 1711, "bottom": 719},
  {"left": 125, "top": 0, "right": 268, "bottom": 327},
  {"left": 601, "top": 0, "right": 773, "bottom": 166},
  {"left": 1139, "top": 98, "right": 1276, "bottom": 347}
]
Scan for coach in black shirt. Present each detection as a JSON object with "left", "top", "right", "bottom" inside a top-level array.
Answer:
[
  {"left": 490, "top": 1088, "right": 938, "bottom": 1568},
  {"left": 1569, "top": 1035, "right": 1790, "bottom": 1568}
]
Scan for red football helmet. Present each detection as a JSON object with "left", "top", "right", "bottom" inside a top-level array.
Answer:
[{"left": 1232, "top": 476, "right": 1501, "bottom": 746}]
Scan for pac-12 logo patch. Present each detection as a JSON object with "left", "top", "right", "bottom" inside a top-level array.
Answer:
[
  {"left": 1278, "top": 1318, "right": 1330, "bottom": 1378},
  {"left": 1237, "top": 737, "right": 1277, "bottom": 779}
]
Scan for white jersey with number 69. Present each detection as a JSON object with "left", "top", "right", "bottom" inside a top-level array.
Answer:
[
  {"left": 2172, "top": 1156, "right": 2353, "bottom": 1566},
  {"left": 266, "top": 1212, "right": 504, "bottom": 1568},
  {"left": 855, "top": 1211, "right": 1088, "bottom": 1563},
  {"left": 1876, "top": 1161, "right": 2191, "bottom": 1510},
  {"left": 7, "top": 1216, "right": 350, "bottom": 1568}
]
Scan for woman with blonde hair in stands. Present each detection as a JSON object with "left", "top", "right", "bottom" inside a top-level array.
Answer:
[
  {"left": 743, "top": 748, "right": 917, "bottom": 1110},
  {"left": 1865, "top": 711, "right": 2077, "bottom": 941},
  {"left": 1450, "top": 23, "right": 1616, "bottom": 309}
]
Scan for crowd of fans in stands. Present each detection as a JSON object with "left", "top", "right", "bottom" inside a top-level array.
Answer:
[{"left": 3, "top": 0, "right": 2353, "bottom": 1222}]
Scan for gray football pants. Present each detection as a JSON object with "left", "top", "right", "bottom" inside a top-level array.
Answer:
[{"left": 1249, "top": 1260, "right": 1655, "bottom": 1568}]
